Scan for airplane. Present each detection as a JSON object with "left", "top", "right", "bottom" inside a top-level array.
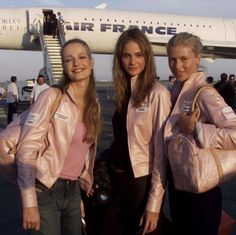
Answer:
[{"left": 0, "top": 7, "right": 236, "bottom": 84}]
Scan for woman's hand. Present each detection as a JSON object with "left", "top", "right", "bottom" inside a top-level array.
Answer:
[
  {"left": 87, "top": 186, "right": 95, "bottom": 197},
  {"left": 80, "top": 200, "right": 85, "bottom": 218},
  {"left": 139, "top": 210, "right": 159, "bottom": 235},
  {"left": 23, "top": 207, "right": 40, "bottom": 231},
  {"left": 178, "top": 107, "right": 200, "bottom": 134}
]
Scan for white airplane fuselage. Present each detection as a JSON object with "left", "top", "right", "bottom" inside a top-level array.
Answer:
[{"left": 0, "top": 7, "right": 236, "bottom": 58}]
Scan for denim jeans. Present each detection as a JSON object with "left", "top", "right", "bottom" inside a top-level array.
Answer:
[{"left": 29, "top": 178, "right": 82, "bottom": 235}]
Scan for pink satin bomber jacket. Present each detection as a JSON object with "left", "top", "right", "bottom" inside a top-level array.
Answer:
[
  {"left": 164, "top": 71, "right": 236, "bottom": 162},
  {"left": 16, "top": 88, "right": 97, "bottom": 208},
  {"left": 127, "top": 77, "right": 171, "bottom": 213}
]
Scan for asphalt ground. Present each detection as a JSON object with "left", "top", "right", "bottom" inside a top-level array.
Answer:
[{"left": 0, "top": 88, "right": 235, "bottom": 234}]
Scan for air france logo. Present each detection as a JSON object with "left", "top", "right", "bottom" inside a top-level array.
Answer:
[{"left": 65, "top": 22, "right": 177, "bottom": 35}]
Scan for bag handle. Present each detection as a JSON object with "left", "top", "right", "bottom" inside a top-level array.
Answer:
[
  {"left": 191, "top": 85, "right": 224, "bottom": 185},
  {"left": 191, "top": 85, "right": 212, "bottom": 112},
  {"left": 50, "top": 88, "right": 62, "bottom": 118},
  {"left": 210, "top": 148, "right": 224, "bottom": 185}
]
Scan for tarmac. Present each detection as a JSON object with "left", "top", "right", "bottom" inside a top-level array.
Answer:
[{"left": 0, "top": 88, "right": 236, "bottom": 234}]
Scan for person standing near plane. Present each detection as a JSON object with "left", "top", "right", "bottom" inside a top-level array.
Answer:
[
  {"left": 16, "top": 38, "right": 100, "bottom": 235},
  {"left": 29, "top": 74, "right": 50, "bottom": 105},
  {"left": 6, "top": 75, "right": 18, "bottom": 123},
  {"left": 101, "top": 28, "right": 171, "bottom": 235},
  {"left": 57, "top": 12, "right": 64, "bottom": 35},
  {"left": 214, "top": 72, "right": 228, "bottom": 93},
  {"left": 218, "top": 73, "right": 236, "bottom": 111},
  {"left": 51, "top": 13, "right": 58, "bottom": 38},
  {"left": 164, "top": 32, "right": 236, "bottom": 235},
  {"left": 57, "top": 12, "right": 64, "bottom": 24}
]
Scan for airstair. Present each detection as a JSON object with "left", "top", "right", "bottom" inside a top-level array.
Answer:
[{"left": 38, "top": 22, "right": 65, "bottom": 85}]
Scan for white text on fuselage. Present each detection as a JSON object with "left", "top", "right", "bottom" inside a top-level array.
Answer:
[
  {"left": 65, "top": 22, "right": 177, "bottom": 35},
  {"left": 0, "top": 18, "right": 20, "bottom": 31}
]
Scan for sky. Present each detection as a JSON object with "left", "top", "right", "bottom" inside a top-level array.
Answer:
[{"left": 1, "top": 0, "right": 236, "bottom": 82}]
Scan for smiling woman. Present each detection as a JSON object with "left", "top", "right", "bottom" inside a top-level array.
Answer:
[
  {"left": 16, "top": 38, "right": 101, "bottom": 235},
  {"left": 100, "top": 28, "right": 171, "bottom": 235},
  {"left": 63, "top": 42, "right": 94, "bottom": 84},
  {"left": 164, "top": 32, "right": 236, "bottom": 235}
]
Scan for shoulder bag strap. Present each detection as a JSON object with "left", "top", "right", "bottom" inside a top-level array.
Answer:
[
  {"left": 191, "top": 85, "right": 212, "bottom": 112},
  {"left": 49, "top": 88, "right": 62, "bottom": 120},
  {"left": 191, "top": 85, "right": 224, "bottom": 184}
]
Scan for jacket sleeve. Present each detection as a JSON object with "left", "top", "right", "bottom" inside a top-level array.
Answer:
[
  {"left": 16, "top": 88, "right": 59, "bottom": 208},
  {"left": 197, "top": 87, "right": 236, "bottom": 150},
  {"left": 146, "top": 85, "right": 171, "bottom": 213}
]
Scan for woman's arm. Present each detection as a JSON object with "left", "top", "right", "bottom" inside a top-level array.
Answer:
[
  {"left": 16, "top": 88, "right": 59, "bottom": 208},
  {"left": 141, "top": 85, "right": 171, "bottom": 234},
  {"left": 196, "top": 88, "right": 236, "bottom": 149}
]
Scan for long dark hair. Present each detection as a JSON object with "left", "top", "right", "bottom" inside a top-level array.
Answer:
[
  {"left": 113, "top": 28, "right": 157, "bottom": 112},
  {"left": 58, "top": 38, "right": 100, "bottom": 143}
]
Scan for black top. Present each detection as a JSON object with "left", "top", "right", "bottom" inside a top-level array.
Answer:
[{"left": 111, "top": 80, "right": 132, "bottom": 173}]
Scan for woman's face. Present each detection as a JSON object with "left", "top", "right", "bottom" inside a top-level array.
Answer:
[
  {"left": 121, "top": 40, "right": 145, "bottom": 77},
  {"left": 63, "top": 43, "right": 94, "bottom": 83},
  {"left": 168, "top": 44, "right": 200, "bottom": 82}
]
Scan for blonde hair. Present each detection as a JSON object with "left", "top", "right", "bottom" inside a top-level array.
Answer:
[
  {"left": 58, "top": 38, "right": 100, "bottom": 143},
  {"left": 167, "top": 32, "right": 203, "bottom": 56}
]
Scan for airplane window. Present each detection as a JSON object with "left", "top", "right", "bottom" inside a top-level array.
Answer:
[
  {"left": 203, "top": 25, "right": 205, "bottom": 28},
  {"left": 209, "top": 26, "right": 212, "bottom": 28},
  {"left": 129, "top": 20, "right": 131, "bottom": 23},
  {"left": 170, "top": 23, "right": 173, "bottom": 25},
  {"left": 190, "top": 24, "right": 192, "bottom": 27},
  {"left": 157, "top": 22, "right": 159, "bottom": 25},
  {"left": 164, "top": 22, "right": 166, "bottom": 25},
  {"left": 92, "top": 18, "right": 94, "bottom": 21},
  {"left": 100, "top": 19, "right": 102, "bottom": 21},
  {"left": 114, "top": 19, "right": 117, "bottom": 22},
  {"left": 196, "top": 25, "right": 199, "bottom": 27},
  {"left": 107, "top": 19, "right": 109, "bottom": 22},
  {"left": 122, "top": 20, "right": 124, "bottom": 22},
  {"left": 150, "top": 22, "right": 153, "bottom": 24},
  {"left": 136, "top": 21, "right": 139, "bottom": 23},
  {"left": 184, "top": 24, "right": 186, "bottom": 26},
  {"left": 143, "top": 21, "right": 146, "bottom": 24},
  {"left": 177, "top": 23, "right": 179, "bottom": 26}
]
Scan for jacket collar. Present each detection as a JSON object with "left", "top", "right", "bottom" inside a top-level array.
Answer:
[
  {"left": 165, "top": 71, "right": 206, "bottom": 139},
  {"left": 65, "top": 85, "right": 83, "bottom": 108}
]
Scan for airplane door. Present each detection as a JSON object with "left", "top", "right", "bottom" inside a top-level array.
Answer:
[
  {"left": 223, "top": 20, "right": 235, "bottom": 41},
  {"left": 28, "top": 8, "right": 44, "bottom": 33}
]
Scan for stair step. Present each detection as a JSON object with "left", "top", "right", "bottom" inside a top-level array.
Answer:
[
  {"left": 50, "top": 59, "right": 62, "bottom": 65},
  {"left": 52, "top": 70, "right": 63, "bottom": 73},
  {"left": 49, "top": 57, "right": 62, "bottom": 60},
  {"left": 51, "top": 61, "right": 62, "bottom": 67},
  {"left": 48, "top": 52, "right": 61, "bottom": 56},
  {"left": 47, "top": 47, "right": 60, "bottom": 53}
]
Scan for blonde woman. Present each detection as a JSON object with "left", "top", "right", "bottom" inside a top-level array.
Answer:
[{"left": 16, "top": 39, "right": 100, "bottom": 235}]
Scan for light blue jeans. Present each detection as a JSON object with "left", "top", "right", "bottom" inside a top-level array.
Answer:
[{"left": 29, "top": 178, "right": 82, "bottom": 235}]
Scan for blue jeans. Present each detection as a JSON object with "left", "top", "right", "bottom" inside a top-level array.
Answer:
[{"left": 29, "top": 178, "right": 82, "bottom": 235}]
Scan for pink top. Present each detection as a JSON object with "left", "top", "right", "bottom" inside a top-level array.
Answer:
[{"left": 60, "top": 122, "right": 89, "bottom": 180}]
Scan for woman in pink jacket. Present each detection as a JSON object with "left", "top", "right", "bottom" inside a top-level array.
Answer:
[
  {"left": 16, "top": 39, "right": 100, "bottom": 235},
  {"left": 165, "top": 32, "right": 236, "bottom": 235},
  {"left": 101, "top": 28, "right": 171, "bottom": 235}
]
